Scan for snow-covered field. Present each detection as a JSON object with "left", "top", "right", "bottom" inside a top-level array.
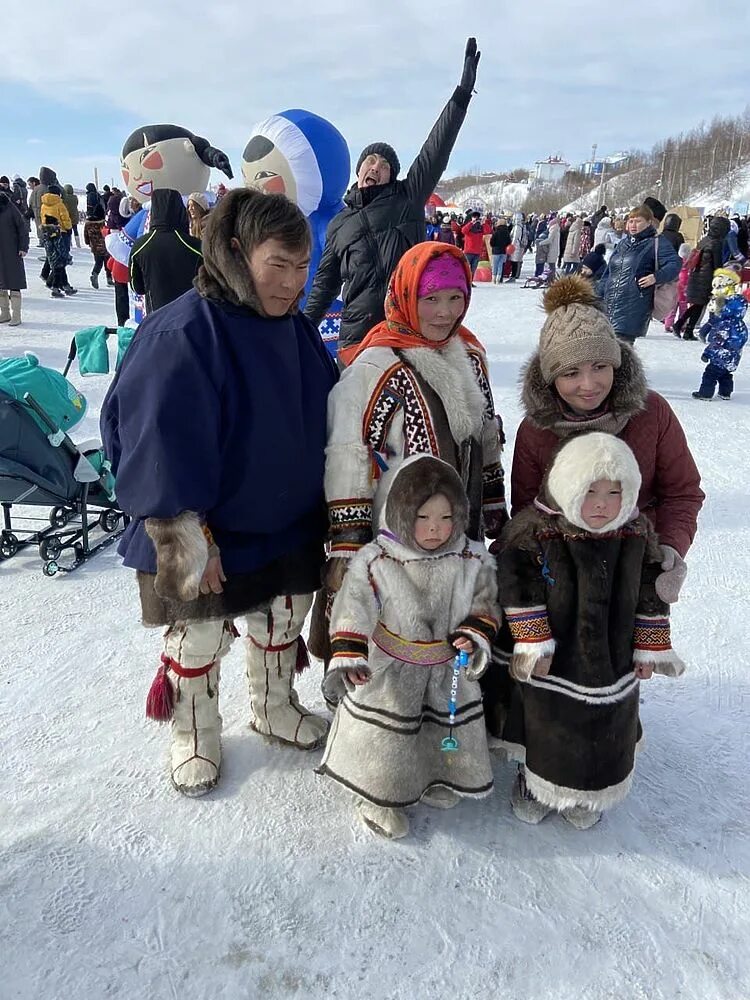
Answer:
[{"left": 2, "top": 248, "right": 749, "bottom": 1000}]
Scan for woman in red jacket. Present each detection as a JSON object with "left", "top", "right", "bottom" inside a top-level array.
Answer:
[{"left": 482, "top": 275, "right": 704, "bottom": 736}]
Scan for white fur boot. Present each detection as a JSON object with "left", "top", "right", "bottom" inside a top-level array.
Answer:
[
  {"left": 162, "top": 620, "right": 234, "bottom": 796},
  {"left": 8, "top": 292, "right": 21, "bottom": 326},
  {"left": 245, "top": 593, "right": 329, "bottom": 749},
  {"left": 510, "top": 767, "right": 552, "bottom": 825},
  {"left": 561, "top": 805, "right": 603, "bottom": 830},
  {"left": 421, "top": 786, "right": 461, "bottom": 809},
  {"left": 358, "top": 800, "right": 410, "bottom": 839},
  {"left": 0, "top": 290, "right": 10, "bottom": 323}
]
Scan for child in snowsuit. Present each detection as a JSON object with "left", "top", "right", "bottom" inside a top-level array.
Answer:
[
  {"left": 693, "top": 291, "right": 748, "bottom": 400},
  {"left": 319, "top": 455, "right": 500, "bottom": 840},
  {"left": 40, "top": 219, "right": 75, "bottom": 298},
  {"left": 83, "top": 204, "right": 107, "bottom": 289},
  {"left": 496, "top": 432, "right": 685, "bottom": 830},
  {"left": 665, "top": 243, "right": 692, "bottom": 333}
]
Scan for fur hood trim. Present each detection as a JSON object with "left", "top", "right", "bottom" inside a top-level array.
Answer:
[
  {"left": 194, "top": 189, "right": 300, "bottom": 316},
  {"left": 401, "top": 336, "right": 486, "bottom": 442},
  {"left": 379, "top": 455, "right": 469, "bottom": 556},
  {"left": 545, "top": 433, "right": 642, "bottom": 535},
  {"left": 520, "top": 341, "right": 648, "bottom": 433}
]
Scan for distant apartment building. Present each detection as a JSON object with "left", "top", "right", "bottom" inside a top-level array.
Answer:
[{"left": 534, "top": 156, "right": 570, "bottom": 184}]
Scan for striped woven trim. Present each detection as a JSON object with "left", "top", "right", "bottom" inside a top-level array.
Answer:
[
  {"left": 330, "top": 632, "right": 368, "bottom": 659},
  {"left": 505, "top": 606, "right": 552, "bottom": 644},
  {"left": 329, "top": 498, "right": 373, "bottom": 531},
  {"left": 371, "top": 622, "right": 455, "bottom": 666},
  {"left": 330, "top": 540, "right": 365, "bottom": 555},
  {"left": 633, "top": 615, "right": 671, "bottom": 652},
  {"left": 454, "top": 614, "right": 498, "bottom": 647}
]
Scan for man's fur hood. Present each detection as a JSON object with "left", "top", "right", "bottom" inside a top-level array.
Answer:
[
  {"left": 194, "top": 189, "right": 299, "bottom": 316},
  {"left": 520, "top": 340, "right": 648, "bottom": 431},
  {"left": 381, "top": 455, "right": 468, "bottom": 553}
]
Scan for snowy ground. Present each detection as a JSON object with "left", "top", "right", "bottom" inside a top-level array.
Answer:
[{"left": 2, "top": 249, "right": 749, "bottom": 1000}]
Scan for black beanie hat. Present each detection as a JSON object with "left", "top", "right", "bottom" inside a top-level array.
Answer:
[
  {"left": 356, "top": 142, "right": 400, "bottom": 180},
  {"left": 644, "top": 196, "right": 667, "bottom": 222}
]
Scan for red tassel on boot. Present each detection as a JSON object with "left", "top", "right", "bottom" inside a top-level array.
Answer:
[
  {"left": 295, "top": 636, "right": 310, "bottom": 674},
  {"left": 145, "top": 655, "right": 175, "bottom": 722}
]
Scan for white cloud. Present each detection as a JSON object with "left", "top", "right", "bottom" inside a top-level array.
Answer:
[{"left": 2, "top": 0, "right": 748, "bottom": 184}]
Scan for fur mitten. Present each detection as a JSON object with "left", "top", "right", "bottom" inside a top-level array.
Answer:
[
  {"left": 655, "top": 545, "right": 687, "bottom": 604},
  {"left": 145, "top": 512, "right": 208, "bottom": 602},
  {"left": 509, "top": 639, "right": 556, "bottom": 682}
]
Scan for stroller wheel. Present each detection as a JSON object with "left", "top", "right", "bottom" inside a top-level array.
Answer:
[
  {"left": 39, "top": 535, "right": 63, "bottom": 561},
  {"left": 43, "top": 560, "right": 59, "bottom": 578},
  {"left": 50, "top": 506, "right": 70, "bottom": 529},
  {"left": 0, "top": 532, "right": 19, "bottom": 559},
  {"left": 98, "top": 510, "right": 121, "bottom": 533}
]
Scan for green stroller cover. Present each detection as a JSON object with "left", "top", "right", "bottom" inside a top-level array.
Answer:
[
  {"left": 0, "top": 353, "right": 87, "bottom": 433},
  {"left": 74, "top": 326, "right": 135, "bottom": 375}
]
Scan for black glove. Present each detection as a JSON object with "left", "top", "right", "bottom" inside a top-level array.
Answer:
[{"left": 460, "top": 37, "right": 481, "bottom": 93}]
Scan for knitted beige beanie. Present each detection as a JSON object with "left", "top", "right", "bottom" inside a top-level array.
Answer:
[{"left": 538, "top": 275, "right": 622, "bottom": 384}]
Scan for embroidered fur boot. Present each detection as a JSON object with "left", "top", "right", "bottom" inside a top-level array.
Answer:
[
  {"left": 358, "top": 801, "right": 410, "bottom": 839},
  {"left": 561, "top": 805, "right": 603, "bottom": 830},
  {"left": 245, "top": 594, "right": 329, "bottom": 749},
  {"left": 510, "top": 767, "right": 552, "bottom": 824}
]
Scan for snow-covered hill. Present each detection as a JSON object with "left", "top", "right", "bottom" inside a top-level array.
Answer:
[
  {"left": 439, "top": 179, "right": 530, "bottom": 213},
  {"left": 2, "top": 250, "right": 749, "bottom": 999}
]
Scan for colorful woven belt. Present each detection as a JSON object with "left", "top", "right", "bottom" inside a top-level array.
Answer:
[{"left": 371, "top": 622, "right": 455, "bottom": 666}]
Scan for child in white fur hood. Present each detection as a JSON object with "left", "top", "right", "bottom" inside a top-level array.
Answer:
[
  {"left": 495, "top": 432, "right": 685, "bottom": 830},
  {"left": 317, "top": 455, "right": 500, "bottom": 840}
]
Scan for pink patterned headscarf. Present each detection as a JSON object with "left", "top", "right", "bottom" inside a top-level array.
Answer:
[{"left": 417, "top": 255, "right": 469, "bottom": 298}]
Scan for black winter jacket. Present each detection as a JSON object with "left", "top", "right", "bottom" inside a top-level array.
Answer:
[
  {"left": 686, "top": 217, "right": 730, "bottom": 306},
  {"left": 130, "top": 189, "right": 202, "bottom": 314},
  {"left": 304, "top": 86, "right": 472, "bottom": 353},
  {"left": 490, "top": 225, "right": 512, "bottom": 253},
  {"left": 602, "top": 226, "right": 680, "bottom": 339},
  {"left": 661, "top": 213, "right": 684, "bottom": 253}
]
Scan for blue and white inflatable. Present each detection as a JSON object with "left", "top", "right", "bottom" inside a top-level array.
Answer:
[{"left": 242, "top": 109, "right": 350, "bottom": 357}]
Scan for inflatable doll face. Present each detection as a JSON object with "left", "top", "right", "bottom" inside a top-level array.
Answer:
[
  {"left": 712, "top": 273, "right": 739, "bottom": 298},
  {"left": 241, "top": 136, "right": 298, "bottom": 204},
  {"left": 121, "top": 137, "right": 210, "bottom": 204}
]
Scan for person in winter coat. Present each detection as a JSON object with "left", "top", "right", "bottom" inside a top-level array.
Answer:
[
  {"left": 462, "top": 210, "right": 492, "bottom": 278},
  {"left": 319, "top": 455, "right": 499, "bottom": 839},
  {"left": 129, "top": 189, "right": 203, "bottom": 314},
  {"left": 496, "top": 432, "right": 685, "bottom": 829},
  {"left": 9, "top": 176, "right": 28, "bottom": 220},
  {"left": 436, "top": 218, "right": 455, "bottom": 245},
  {"left": 85, "top": 182, "right": 100, "bottom": 215},
  {"left": 0, "top": 176, "right": 19, "bottom": 212},
  {"left": 62, "top": 184, "right": 81, "bottom": 247},
  {"left": 27, "top": 166, "right": 58, "bottom": 236},
  {"left": 580, "top": 244, "right": 607, "bottom": 282},
  {"left": 535, "top": 214, "right": 559, "bottom": 278},
  {"left": 673, "top": 216, "right": 731, "bottom": 340},
  {"left": 578, "top": 217, "right": 593, "bottom": 259},
  {"left": 0, "top": 192, "right": 29, "bottom": 326},
  {"left": 665, "top": 243, "right": 692, "bottom": 333},
  {"left": 100, "top": 188, "right": 339, "bottom": 797},
  {"left": 508, "top": 212, "right": 527, "bottom": 282},
  {"left": 304, "top": 38, "right": 481, "bottom": 365},
  {"left": 316, "top": 242, "right": 506, "bottom": 661},
  {"left": 83, "top": 204, "right": 108, "bottom": 288},
  {"left": 187, "top": 192, "right": 210, "bottom": 239},
  {"left": 594, "top": 216, "right": 618, "bottom": 256},
  {"left": 106, "top": 191, "right": 127, "bottom": 230},
  {"left": 601, "top": 204, "right": 680, "bottom": 342},
  {"left": 106, "top": 248, "right": 130, "bottom": 324},
  {"left": 562, "top": 216, "right": 583, "bottom": 272},
  {"left": 693, "top": 289, "right": 747, "bottom": 400},
  {"left": 38, "top": 184, "right": 72, "bottom": 232},
  {"left": 661, "top": 213, "right": 684, "bottom": 254},
  {"left": 589, "top": 204, "right": 608, "bottom": 234},
  {"left": 489, "top": 217, "right": 512, "bottom": 283},
  {"left": 480, "top": 275, "right": 703, "bottom": 739}
]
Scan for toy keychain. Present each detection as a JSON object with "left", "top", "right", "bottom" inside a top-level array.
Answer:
[{"left": 441, "top": 649, "right": 469, "bottom": 752}]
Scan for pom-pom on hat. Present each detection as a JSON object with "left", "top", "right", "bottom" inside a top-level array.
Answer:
[
  {"left": 538, "top": 275, "right": 622, "bottom": 384},
  {"left": 356, "top": 143, "right": 400, "bottom": 180}
]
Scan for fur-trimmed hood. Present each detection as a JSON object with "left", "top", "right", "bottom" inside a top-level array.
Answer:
[
  {"left": 520, "top": 341, "right": 648, "bottom": 436},
  {"left": 542, "top": 432, "right": 642, "bottom": 535},
  {"left": 194, "top": 188, "right": 299, "bottom": 316},
  {"left": 379, "top": 455, "right": 468, "bottom": 556}
]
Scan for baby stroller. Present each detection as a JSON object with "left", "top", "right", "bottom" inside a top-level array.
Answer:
[
  {"left": 522, "top": 263, "right": 555, "bottom": 289},
  {"left": 0, "top": 330, "right": 131, "bottom": 576}
]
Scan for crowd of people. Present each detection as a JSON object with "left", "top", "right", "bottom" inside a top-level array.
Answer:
[{"left": 6, "top": 36, "right": 747, "bottom": 840}]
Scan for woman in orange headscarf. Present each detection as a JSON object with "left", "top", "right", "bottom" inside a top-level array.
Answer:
[{"left": 322, "top": 241, "right": 506, "bottom": 595}]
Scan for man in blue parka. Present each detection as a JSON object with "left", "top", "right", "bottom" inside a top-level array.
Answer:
[{"left": 101, "top": 188, "right": 338, "bottom": 797}]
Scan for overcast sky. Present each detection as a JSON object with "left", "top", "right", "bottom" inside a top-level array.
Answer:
[{"left": 2, "top": 0, "right": 747, "bottom": 189}]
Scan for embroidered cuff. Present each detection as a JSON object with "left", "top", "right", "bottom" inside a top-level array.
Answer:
[
  {"left": 328, "top": 498, "right": 373, "bottom": 555},
  {"left": 633, "top": 615, "right": 672, "bottom": 654},
  {"left": 505, "top": 606, "right": 553, "bottom": 645}
]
